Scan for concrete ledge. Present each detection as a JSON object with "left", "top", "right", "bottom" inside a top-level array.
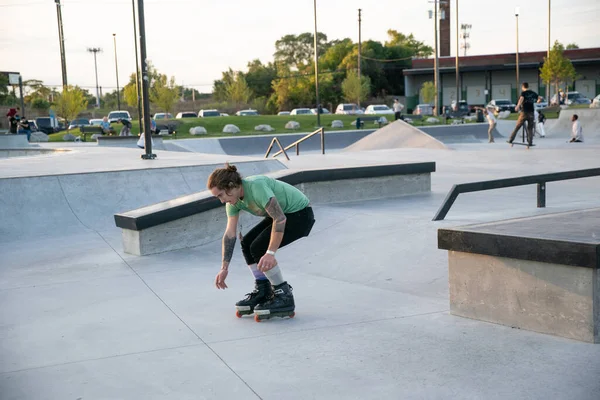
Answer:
[
  {"left": 0, "top": 134, "right": 32, "bottom": 149},
  {"left": 439, "top": 208, "right": 600, "bottom": 343},
  {"left": 116, "top": 162, "right": 435, "bottom": 255}
]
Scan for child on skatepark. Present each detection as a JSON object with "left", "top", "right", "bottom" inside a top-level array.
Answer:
[{"left": 207, "top": 163, "right": 315, "bottom": 321}]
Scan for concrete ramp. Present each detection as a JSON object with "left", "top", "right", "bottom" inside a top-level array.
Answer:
[
  {"left": 344, "top": 120, "right": 448, "bottom": 151},
  {"left": 545, "top": 108, "right": 600, "bottom": 140},
  {"left": 0, "top": 160, "right": 284, "bottom": 244}
]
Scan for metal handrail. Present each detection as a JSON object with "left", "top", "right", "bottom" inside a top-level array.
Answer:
[
  {"left": 264, "top": 137, "right": 290, "bottom": 160},
  {"left": 268, "top": 127, "right": 325, "bottom": 158},
  {"left": 432, "top": 168, "right": 600, "bottom": 221}
]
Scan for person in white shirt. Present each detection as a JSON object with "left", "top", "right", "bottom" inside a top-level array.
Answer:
[
  {"left": 393, "top": 99, "right": 404, "bottom": 120},
  {"left": 476, "top": 106, "right": 497, "bottom": 143},
  {"left": 569, "top": 114, "right": 584, "bottom": 143}
]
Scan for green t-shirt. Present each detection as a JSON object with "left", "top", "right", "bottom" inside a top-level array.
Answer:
[{"left": 225, "top": 175, "right": 309, "bottom": 217}]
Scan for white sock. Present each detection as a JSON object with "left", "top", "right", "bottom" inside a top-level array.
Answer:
[{"left": 264, "top": 265, "right": 285, "bottom": 286}]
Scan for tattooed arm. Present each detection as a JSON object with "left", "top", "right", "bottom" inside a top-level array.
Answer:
[
  {"left": 221, "top": 215, "right": 239, "bottom": 270},
  {"left": 265, "top": 197, "right": 287, "bottom": 253}
]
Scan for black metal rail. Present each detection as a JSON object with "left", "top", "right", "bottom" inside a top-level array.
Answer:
[{"left": 432, "top": 168, "right": 600, "bottom": 221}]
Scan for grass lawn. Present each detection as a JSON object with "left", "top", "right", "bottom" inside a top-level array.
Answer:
[{"left": 47, "top": 113, "right": 471, "bottom": 142}]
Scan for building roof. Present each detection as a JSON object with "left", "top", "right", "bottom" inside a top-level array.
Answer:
[{"left": 403, "top": 47, "right": 600, "bottom": 75}]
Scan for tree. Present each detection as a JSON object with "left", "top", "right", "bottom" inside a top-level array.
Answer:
[
  {"left": 31, "top": 98, "right": 51, "bottom": 111},
  {"left": 386, "top": 30, "right": 434, "bottom": 58},
  {"left": 52, "top": 86, "right": 88, "bottom": 126},
  {"left": 23, "top": 79, "right": 51, "bottom": 105},
  {"left": 566, "top": 43, "right": 579, "bottom": 50},
  {"left": 123, "top": 73, "right": 139, "bottom": 107},
  {"left": 420, "top": 81, "right": 435, "bottom": 104},
  {"left": 0, "top": 74, "right": 10, "bottom": 105},
  {"left": 245, "top": 59, "right": 277, "bottom": 99},
  {"left": 274, "top": 32, "right": 329, "bottom": 69},
  {"left": 212, "top": 69, "right": 236, "bottom": 102},
  {"left": 341, "top": 72, "right": 371, "bottom": 104},
  {"left": 150, "top": 75, "right": 179, "bottom": 114},
  {"left": 540, "top": 41, "right": 578, "bottom": 102},
  {"left": 226, "top": 72, "right": 253, "bottom": 108}
]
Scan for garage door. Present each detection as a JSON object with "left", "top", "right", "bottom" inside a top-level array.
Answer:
[
  {"left": 443, "top": 87, "right": 458, "bottom": 106},
  {"left": 576, "top": 80, "right": 596, "bottom": 100},
  {"left": 492, "top": 85, "right": 512, "bottom": 101},
  {"left": 467, "top": 86, "right": 485, "bottom": 105}
]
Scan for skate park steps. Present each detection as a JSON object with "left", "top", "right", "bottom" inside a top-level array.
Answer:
[
  {"left": 0, "top": 134, "right": 36, "bottom": 149},
  {"left": 438, "top": 208, "right": 600, "bottom": 343},
  {"left": 114, "top": 162, "right": 436, "bottom": 255}
]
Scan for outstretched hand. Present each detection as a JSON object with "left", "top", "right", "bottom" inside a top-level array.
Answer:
[
  {"left": 258, "top": 254, "right": 277, "bottom": 272},
  {"left": 215, "top": 268, "right": 228, "bottom": 289}
]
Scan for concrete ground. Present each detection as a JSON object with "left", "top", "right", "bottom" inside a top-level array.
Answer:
[{"left": 1, "top": 130, "right": 600, "bottom": 399}]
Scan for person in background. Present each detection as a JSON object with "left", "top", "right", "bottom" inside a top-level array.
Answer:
[
  {"left": 8, "top": 112, "right": 19, "bottom": 134},
  {"left": 537, "top": 110, "right": 546, "bottom": 138},
  {"left": 393, "top": 99, "right": 405, "bottom": 121},
  {"left": 100, "top": 116, "right": 111, "bottom": 135},
  {"left": 18, "top": 116, "right": 32, "bottom": 141},
  {"left": 118, "top": 118, "right": 132, "bottom": 136},
  {"left": 569, "top": 114, "right": 584, "bottom": 143}
]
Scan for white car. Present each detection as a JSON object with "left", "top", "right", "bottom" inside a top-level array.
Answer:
[
  {"left": 153, "top": 113, "right": 173, "bottom": 120},
  {"left": 89, "top": 119, "right": 103, "bottom": 126},
  {"left": 277, "top": 111, "right": 291, "bottom": 116},
  {"left": 176, "top": 111, "right": 198, "bottom": 119},
  {"left": 107, "top": 110, "right": 132, "bottom": 123},
  {"left": 235, "top": 109, "right": 259, "bottom": 116},
  {"left": 310, "top": 108, "right": 330, "bottom": 115},
  {"left": 198, "top": 109, "right": 221, "bottom": 117},
  {"left": 413, "top": 104, "right": 433, "bottom": 116},
  {"left": 365, "top": 105, "right": 394, "bottom": 115},
  {"left": 290, "top": 108, "right": 312, "bottom": 115},
  {"left": 591, "top": 94, "right": 600, "bottom": 108},
  {"left": 335, "top": 103, "right": 363, "bottom": 115}
]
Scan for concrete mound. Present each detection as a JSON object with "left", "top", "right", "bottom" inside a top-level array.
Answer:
[
  {"left": 545, "top": 108, "right": 600, "bottom": 140},
  {"left": 344, "top": 120, "right": 448, "bottom": 151}
]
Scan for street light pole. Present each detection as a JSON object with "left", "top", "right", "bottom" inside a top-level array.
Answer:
[
  {"left": 434, "top": 4, "right": 439, "bottom": 116},
  {"left": 515, "top": 7, "right": 520, "bottom": 98},
  {"left": 313, "top": 0, "right": 321, "bottom": 128},
  {"left": 455, "top": 0, "right": 460, "bottom": 103},
  {"left": 112, "top": 33, "right": 121, "bottom": 110},
  {"left": 547, "top": 0, "right": 551, "bottom": 102},
  {"left": 358, "top": 8, "right": 362, "bottom": 108},
  {"left": 137, "top": 0, "right": 156, "bottom": 159},
  {"left": 87, "top": 47, "right": 102, "bottom": 108},
  {"left": 131, "top": 0, "right": 143, "bottom": 137},
  {"left": 54, "top": 0, "right": 68, "bottom": 89}
]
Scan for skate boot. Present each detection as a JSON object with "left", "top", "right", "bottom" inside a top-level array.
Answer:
[
  {"left": 235, "top": 279, "right": 273, "bottom": 318},
  {"left": 253, "top": 282, "right": 295, "bottom": 322}
]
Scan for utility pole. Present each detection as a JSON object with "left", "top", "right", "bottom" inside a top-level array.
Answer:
[
  {"left": 547, "top": 0, "right": 551, "bottom": 102},
  {"left": 137, "top": 0, "right": 156, "bottom": 159},
  {"left": 313, "top": 0, "right": 321, "bottom": 128},
  {"left": 87, "top": 47, "right": 102, "bottom": 108},
  {"left": 515, "top": 7, "right": 520, "bottom": 97},
  {"left": 358, "top": 8, "right": 362, "bottom": 108},
  {"left": 131, "top": 0, "right": 143, "bottom": 137},
  {"left": 54, "top": 0, "right": 68, "bottom": 89},
  {"left": 460, "top": 23, "right": 472, "bottom": 56},
  {"left": 113, "top": 34, "right": 121, "bottom": 110},
  {"left": 455, "top": 0, "right": 460, "bottom": 103},
  {"left": 429, "top": 1, "right": 444, "bottom": 116}
]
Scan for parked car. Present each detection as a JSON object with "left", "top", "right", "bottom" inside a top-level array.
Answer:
[
  {"left": 446, "top": 100, "right": 470, "bottom": 116},
  {"left": 310, "top": 107, "right": 330, "bottom": 115},
  {"left": 235, "top": 109, "right": 259, "bottom": 116},
  {"left": 534, "top": 97, "right": 548, "bottom": 110},
  {"left": 198, "top": 109, "right": 221, "bottom": 118},
  {"left": 413, "top": 104, "right": 433, "bottom": 116},
  {"left": 335, "top": 103, "right": 363, "bottom": 115},
  {"left": 290, "top": 108, "right": 312, "bottom": 115},
  {"left": 591, "top": 94, "right": 600, "bottom": 108},
  {"left": 28, "top": 120, "right": 39, "bottom": 132},
  {"left": 277, "top": 111, "right": 291, "bottom": 116},
  {"left": 153, "top": 113, "right": 173, "bottom": 120},
  {"left": 35, "top": 117, "right": 59, "bottom": 134},
  {"left": 550, "top": 91, "right": 591, "bottom": 106},
  {"left": 176, "top": 111, "right": 198, "bottom": 119},
  {"left": 107, "top": 110, "right": 132, "bottom": 123},
  {"left": 487, "top": 99, "right": 514, "bottom": 113},
  {"left": 220, "top": 113, "right": 229, "bottom": 117},
  {"left": 364, "top": 104, "right": 394, "bottom": 115},
  {"left": 89, "top": 119, "right": 103, "bottom": 126},
  {"left": 68, "top": 118, "right": 90, "bottom": 130}
]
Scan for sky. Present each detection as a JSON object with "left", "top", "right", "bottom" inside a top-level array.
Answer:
[{"left": 1, "top": 0, "right": 598, "bottom": 94}]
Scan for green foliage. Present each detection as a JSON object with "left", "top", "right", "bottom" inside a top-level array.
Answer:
[
  {"left": 565, "top": 43, "right": 579, "bottom": 50},
  {"left": 150, "top": 75, "right": 179, "bottom": 114},
  {"left": 420, "top": 81, "right": 435, "bottom": 104},
  {"left": 540, "top": 41, "right": 578, "bottom": 100},
  {"left": 342, "top": 72, "right": 371, "bottom": 104},
  {"left": 226, "top": 72, "right": 253, "bottom": 107},
  {"left": 123, "top": 73, "right": 139, "bottom": 107},
  {"left": 52, "top": 85, "right": 88, "bottom": 125},
  {"left": 31, "top": 98, "right": 51, "bottom": 110},
  {"left": 274, "top": 32, "right": 329, "bottom": 69},
  {"left": 0, "top": 74, "right": 12, "bottom": 105}
]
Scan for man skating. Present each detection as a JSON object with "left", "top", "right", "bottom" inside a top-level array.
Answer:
[
  {"left": 208, "top": 164, "right": 315, "bottom": 321},
  {"left": 507, "top": 82, "right": 542, "bottom": 149}
]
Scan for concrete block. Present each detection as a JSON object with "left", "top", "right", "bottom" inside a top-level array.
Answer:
[{"left": 448, "top": 251, "right": 599, "bottom": 343}]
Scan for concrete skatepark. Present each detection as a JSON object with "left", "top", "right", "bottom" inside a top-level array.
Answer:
[{"left": 1, "top": 112, "right": 600, "bottom": 399}]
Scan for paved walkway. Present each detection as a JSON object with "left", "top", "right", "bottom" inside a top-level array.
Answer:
[{"left": 1, "top": 140, "right": 599, "bottom": 399}]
